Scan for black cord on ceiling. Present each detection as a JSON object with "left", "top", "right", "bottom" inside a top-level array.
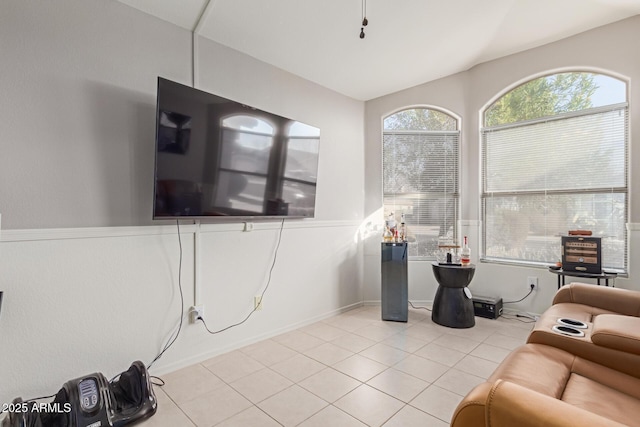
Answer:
[{"left": 360, "top": 0, "right": 368, "bottom": 39}]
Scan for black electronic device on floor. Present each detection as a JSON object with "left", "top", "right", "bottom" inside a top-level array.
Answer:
[
  {"left": 472, "top": 295, "right": 503, "bottom": 319},
  {"left": 2, "top": 361, "right": 157, "bottom": 427}
]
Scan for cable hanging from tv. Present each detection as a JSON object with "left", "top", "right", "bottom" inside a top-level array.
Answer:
[{"left": 197, "top": 218, "right": 285, "bottom": 335}]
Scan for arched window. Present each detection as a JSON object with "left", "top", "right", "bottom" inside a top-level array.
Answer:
[
  {"left": 383, "top": 108, "right": 460, "bottom": 259},
  {"left": 481, "top": 71, "right": 628, "bottom": 271}
]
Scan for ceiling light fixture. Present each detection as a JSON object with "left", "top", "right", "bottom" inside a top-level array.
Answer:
[{"left": 360, "top": 0, "right": 368, "bottom": 39}]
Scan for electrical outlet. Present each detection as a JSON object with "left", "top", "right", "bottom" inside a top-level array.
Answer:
[
  {"left": 254, "top": 296, "right": 263, "bottom": 311},
  {"left": 190, "top": 305, "right": 204, "bottom": 323},
  {"left": 527, "top": 276, "right": 538, "bottom": 290}
]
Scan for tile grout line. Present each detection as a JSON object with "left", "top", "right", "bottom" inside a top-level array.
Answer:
[{"left": 157, "top": 306, "right": 530, "bottom": 427}]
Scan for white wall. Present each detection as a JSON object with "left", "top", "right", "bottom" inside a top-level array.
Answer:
[
  {"left": 0, "top": 0, "right": 365, "bottom": 404},
  {"left": 364, "top": 16, "right": 640, "bottom": 313}
]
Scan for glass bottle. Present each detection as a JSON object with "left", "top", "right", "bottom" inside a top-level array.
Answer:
[
  {"left": 386, "top": 212, "right": 396, "bottom": 235},
  {"left": 461, "top": 236, "right": 471, "bottom": 266},
  {"left": 383, "top": 226, "right": 393, "bottom": 242},
  {"left": 399, "top": 213, "right": 406, "bottom": 242}
]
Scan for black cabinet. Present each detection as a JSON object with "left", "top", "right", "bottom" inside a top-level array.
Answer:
[
  {"left": 381, "top": 242, "right": 408, "bottom": 322},
  {"left": 561, "top": 236, "right": 602, "bottom": 274}
]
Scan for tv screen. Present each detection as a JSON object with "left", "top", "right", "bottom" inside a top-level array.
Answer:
[{"left": 153, "top": 77, "right": 320, "bottom": 220}]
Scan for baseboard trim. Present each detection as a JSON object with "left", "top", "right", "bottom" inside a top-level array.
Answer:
[
  {"left": 150, "top": 300, "right": 364, "bottom": 377},
  {"left": 363, "top": 300, "right": 433, "bottom": 306}
]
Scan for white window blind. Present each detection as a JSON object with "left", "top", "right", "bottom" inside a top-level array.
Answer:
[
  {"left": 481, "top": 104, "right": 628, "bottom": 271},
  {"left": 383, "top": 130, "right": 459, "bottom": 259}
]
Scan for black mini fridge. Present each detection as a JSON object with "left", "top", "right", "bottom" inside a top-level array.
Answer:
[{"left": 381, "top": 242, "right": 408, "bottom": 322}]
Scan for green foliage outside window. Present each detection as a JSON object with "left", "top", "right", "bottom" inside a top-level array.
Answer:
[
  {"left": 384, "top": 108, "right": 457, "bottom": 131},
  {"left": 485, "top": 72, "right": 598, "bottom": 127}
]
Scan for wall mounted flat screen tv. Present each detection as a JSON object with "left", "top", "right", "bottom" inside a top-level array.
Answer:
[{"left": 153, "top": 77, "right": 320, "bottom": 220}]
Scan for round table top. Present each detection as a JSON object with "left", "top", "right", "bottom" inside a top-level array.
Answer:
[
  {"left": 432, "top": 262, "right": 475, "bottom": 269},
  {"left": 432, "top": 262, "right": 476, "bottom": 287}
]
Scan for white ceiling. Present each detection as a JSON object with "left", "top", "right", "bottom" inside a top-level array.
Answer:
[{"left": 118, "top": 0, "right": 640, "bottom": 100}]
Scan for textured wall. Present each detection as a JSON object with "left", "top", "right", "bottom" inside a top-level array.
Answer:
[
  {"left": 0, "top": 221, "right": 363, "bottom": 404},
  {"left": 0, "top": 0, "right": 364, "bottom": 230},
  {"left": 0, "top": 0, "right": 365, "bottom": 404}
]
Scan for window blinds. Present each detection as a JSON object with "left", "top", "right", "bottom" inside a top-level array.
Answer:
[
  {"left": 481, "top": 104, "right": 628, "bottom": 270},
  {"left": 383, "top": 131, "right": 459, "bottom": 258}
]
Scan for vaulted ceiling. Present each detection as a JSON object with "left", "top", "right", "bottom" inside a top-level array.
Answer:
[{"left": 117, "top": 0, "right": 640, "bottom": 100}]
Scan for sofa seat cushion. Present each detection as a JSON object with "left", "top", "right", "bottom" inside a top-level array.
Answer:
[
  {"left": 483, "top": 381, "right": 627, "bottom": 427},
  {"left": 486, "top": 344, "right": 640, "bottom": 426},
  {"left": 562, "top": 373, "right": 640, "bottom": 425}
]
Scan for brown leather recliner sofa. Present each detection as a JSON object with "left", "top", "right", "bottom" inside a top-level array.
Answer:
[{"left": 451, "top": 283, "right": 640, "bottom": 427}]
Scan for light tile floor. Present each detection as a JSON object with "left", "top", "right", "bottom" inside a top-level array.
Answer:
[{"left": 141, "top": 306, "right": 534, "bottom": 427}]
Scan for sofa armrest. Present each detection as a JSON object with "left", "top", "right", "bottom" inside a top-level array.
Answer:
[
  {"left": 552, "top": 283, "right": 640, "bottom": 317},
  {"left": 486, "top": 380, "right": 626, "bottom": 427},
  {"left": 450, "top": 382, "right": 493, "bottom": 427},
  {"left": 592, "top": 314, "right": 640, "bottom": 355}
]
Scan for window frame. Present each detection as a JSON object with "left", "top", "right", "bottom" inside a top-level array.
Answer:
[
  {"left": 480, "top": 71, "right": 629, "bottom": 273},
  {"left": 382, "top": 106, "right": 461, "bottom": 261}
]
